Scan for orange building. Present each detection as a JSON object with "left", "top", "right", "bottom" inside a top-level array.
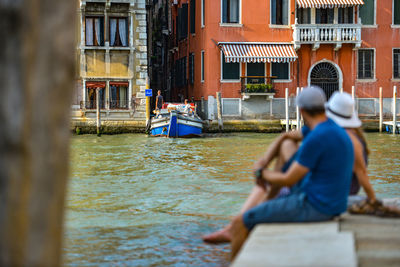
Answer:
[{"left": 169, "top": 0, "right": 400, "bottom": 118}]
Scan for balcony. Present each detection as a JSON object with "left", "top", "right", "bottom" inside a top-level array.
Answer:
[
  {"left": 292, "top": 21, "right": 362, "bottom": 51},
  {"left": 240, "top": 76, "right": 276, "bottom": 100}
]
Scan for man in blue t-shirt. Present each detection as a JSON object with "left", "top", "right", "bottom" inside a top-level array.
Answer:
[{"left": 230, "top": 86, "right": 354, "bottom": 259}]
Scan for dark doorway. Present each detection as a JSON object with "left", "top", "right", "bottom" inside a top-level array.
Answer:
[{"left": 310, "top": 62, "right": 339, "bottom": 99}]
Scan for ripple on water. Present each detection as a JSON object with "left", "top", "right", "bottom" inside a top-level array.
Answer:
[{"left": 65, "top": 132, "right": 400, "bottom": 266}]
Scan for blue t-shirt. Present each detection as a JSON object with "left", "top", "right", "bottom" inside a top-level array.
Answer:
[{"left": 295, "top": 119, "right": 354, "bottom": 216}]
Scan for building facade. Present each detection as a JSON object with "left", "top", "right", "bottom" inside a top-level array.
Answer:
[
  {"left": 169, "top": 0, "right": 400, "bottom": 119},
  {"left": 74, "top": 0, "right": 148, "bottom": 119}
]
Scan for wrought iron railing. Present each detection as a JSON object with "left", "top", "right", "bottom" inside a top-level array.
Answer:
[
  {"left": 109, "top": 100, "right": 129, "bottom": 109},
  {"left": 80, "top": 99, "right": 136, "bottom": 111},
  {"left": 240, "top": 76, "right": 276, "bottom": 94}
]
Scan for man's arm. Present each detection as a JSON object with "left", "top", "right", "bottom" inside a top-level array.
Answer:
[
  {"left": 252, "top": 130, "right": 303, "bottom": 172},
  {"left": 155, "top": 97, "right": 159, "bottom": 109},
  {"left": 262, "top": 162, "right": 309, "bottom": 187}
]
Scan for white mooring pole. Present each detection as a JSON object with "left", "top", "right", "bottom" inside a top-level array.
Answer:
[
  {"left": 285, "top": 88, "right": 289, "bottom": 132},
  {"left": 379, "top": 87, "right": 383, "bottom": 133},
  {"left": 296, "top": 87, "right": 300, "bottom": 130},
  {"left": 96, "top": 87, "right": 101, "bottom": 137},
  {"left": 393, "top": 86, "right": 397, "bottom": 135}
]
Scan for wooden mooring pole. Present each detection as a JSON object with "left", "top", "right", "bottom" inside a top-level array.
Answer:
[
  {"left": 296, "top": 87, "right": 300, "bottom": 130},
  {"left": 393, "top": 86, "right": 397, "bottom": 135},
  {"left": 285, "top": 88, "right": 289, "bottom": 132},
  {"left": 96, "top": 87, "right": 101, "bottom": 137},
  {"left": 216, "top": 92, "right": 223, "bottom": 131},
  {"left": 379, "top": 87, "right": 383, "bottom": 133},
  {"left": 351, "top": 86, "right": 355, "bottom": 99}
]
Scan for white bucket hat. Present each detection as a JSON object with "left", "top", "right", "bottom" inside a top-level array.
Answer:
[{"left": 325, "top": 92, "right": 362, "bottom": 128}]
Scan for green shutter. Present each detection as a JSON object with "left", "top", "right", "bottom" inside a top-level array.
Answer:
[
  {"left": 190, "top": 0, "right": 196, "bottom": 33},
  {"left": 223, "top": 0, "right": 228, "bottom": 23},
  {"left": 271, "top": 0, "right": 276, "bottom": 24},
  {"left": 247, "top": 63, "right": 265, "bottom": 83},
  {"left": 282, "top": 0, "right": 288, "bottom": 25},
  {"left": 359, "top": 0, "right": 374, "bottom": 25},
  {"left": 395, "top": 0, "right": 400, "bottom": 25},
  {"left": 272, "top": 63, "right": 289, "bottom": 79},
  {"left": 222, "top": 54, "right": 240, "bottom": 80}
]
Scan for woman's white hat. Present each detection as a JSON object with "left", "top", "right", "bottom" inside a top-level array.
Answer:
[{"left": 325, "top": 92, "right": 362, "bottom": 128}]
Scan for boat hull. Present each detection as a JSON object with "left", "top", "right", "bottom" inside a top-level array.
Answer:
[{"left": 150, "top": 112, "right": 203, "bottom": 138}]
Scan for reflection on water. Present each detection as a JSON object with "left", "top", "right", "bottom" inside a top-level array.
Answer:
[{"left": 64, "top": 133, "right": 400, "bottom": 266}]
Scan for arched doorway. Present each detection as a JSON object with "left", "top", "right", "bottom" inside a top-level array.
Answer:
[{"left": 310, "top": 62, "right": 339, "bottom": 99}]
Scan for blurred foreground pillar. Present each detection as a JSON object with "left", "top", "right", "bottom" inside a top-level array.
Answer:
[{"left": 0, "top": 0, "right": 75, "bottom": 266}]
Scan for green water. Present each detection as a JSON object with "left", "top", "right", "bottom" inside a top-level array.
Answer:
[{"left": 64, "top": 133, "right": 400, "bottom": 266}]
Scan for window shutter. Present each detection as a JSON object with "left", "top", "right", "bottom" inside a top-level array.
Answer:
[
  {"left": 189, "top": 53, "right": 194, "bottom": 84},
  {"left": 190, "top": 0, "right": 196, "bottom": 33},
  {"left": 395, "top": 0, "right": 400, "bottom": 25},
  {"left": 182, "top": 3, "right": 188, "bottom": 39},
  {"left": 316, "top": 9, "right": 321, "bottom": 24},
  {"left": 272, "top": 63, "right": 289, "bottom": 80},
  {"left": 328, "top": 8, "right": 334, "bottom": 24},
  {"left": 359, "top": 0, "right": 374, "bottom": 25},
  {"left": 282, "top": 0, "right": 288, "bottom": 25},
  {"left": 222, "top": 54, "right": 239, "bottom": 80},
  {"left": 271, "top": 0, "right": 276, "bottom": 24},
  {"left": 223, "top": 0, "right": 228, "bottom": 23},
  {"left": 247, "top": 63, "right": 265, "bottom": 84}
]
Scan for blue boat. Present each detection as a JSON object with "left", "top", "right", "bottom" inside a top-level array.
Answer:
[{"left": 150, "top": 110, "right": 203, "bottom": 138}]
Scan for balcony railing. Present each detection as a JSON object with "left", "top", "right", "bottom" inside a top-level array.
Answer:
[
  {"left": 292, "top": 21, "right": 362, "bottom": 50},
  {"left": 81, "top": 99, "right": 134, "bottom": 110}
]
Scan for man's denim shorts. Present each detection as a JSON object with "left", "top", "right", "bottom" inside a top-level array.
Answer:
[{"left": 243, "top": 191, "right": 334, "bottom": 231}]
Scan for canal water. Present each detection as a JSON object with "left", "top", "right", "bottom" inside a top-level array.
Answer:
[{"left": 64, "top": 133, "right": 400, "bottom": 266}]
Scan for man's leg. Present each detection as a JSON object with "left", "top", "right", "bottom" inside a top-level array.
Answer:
[{"left": 202, "top": 139, "right": 299, "bottom": 244}]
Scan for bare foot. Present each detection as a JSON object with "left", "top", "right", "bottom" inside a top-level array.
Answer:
[{"left": 202, "top": 227, "right": 232, "bottom": 244}]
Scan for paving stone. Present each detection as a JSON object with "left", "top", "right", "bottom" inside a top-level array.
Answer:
[{"left": 232, "top": 223, "right": 357, "bottom": 267}]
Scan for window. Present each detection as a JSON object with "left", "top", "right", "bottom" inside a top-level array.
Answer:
[
  {"left": 177, "top": 4, "right": 188, "bottom": 40},
  {"left": 394, "top": 0, "right": 400, "bottom": 25},
  {"left": 109, "top": 17, "right": 128, "bottom": 47},
  {"left": 316, "top": 8, "right": 334, "bottom": 24},
  {"left": 271, "top": 0, "right": 288, "bottom": 25},
  {"left": 190, "top": 0, "right": 196, "bottom": 33},
  {"left": 271, "top": 63, "right": 289, "bottom": 80},
  {"left": 86, "top": 83, "right": 105, "bottom": 109},
  {"left": 222, "top": 0, "right": 239, "bottom": 23},
  {"left": 358, "top": 49, "right": 374, "bottom": 79},
  {"left": 201, "top": 51, "right": 205, "bottom": 82},
  {"left": 338, "top": 7, "right": 354, "bottom": 24},
  {"left": 85, "top": 17, "right": 104, "bottom": 46},
  {"left": 359, "top": 0, "right": 375, "bottom": 25},
  {"left": 247, "top": 63, "right": 265, "bottom": 84},
  {"left": 296, "top": 8, "right": 310, "bottom": 24},
  {"left": 201, "top": 0, "right": 205, "bottom": 27},
  {"left": 175, "top": 57, "right": 187, "bottom": 87},
  {"left": 394, "top": 49, "right": 400, "bottom": 78},
  {"left": 189, "top": 53, "right": 195, "bottom": 84},
  {"left": 221, "top": 53, "right": 240, "bottom": 80},
  {"left": 110, "top": 83, "right": 128, "bottom": 109}
]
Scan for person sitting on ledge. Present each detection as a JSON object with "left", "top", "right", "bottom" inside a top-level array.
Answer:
[
  {"left": 225, "top": 86, "right": 355, "bottom": 260},
  {"left": 202, "top": 90, "right": 379, "bottom": 246}
]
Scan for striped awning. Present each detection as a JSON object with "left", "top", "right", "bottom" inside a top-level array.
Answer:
[
  {"left": 219, "top": 43, "right": 298, "bottom": 63},
  {"left": 296, "top": 0, "right": 364, "bottom": 8}
]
